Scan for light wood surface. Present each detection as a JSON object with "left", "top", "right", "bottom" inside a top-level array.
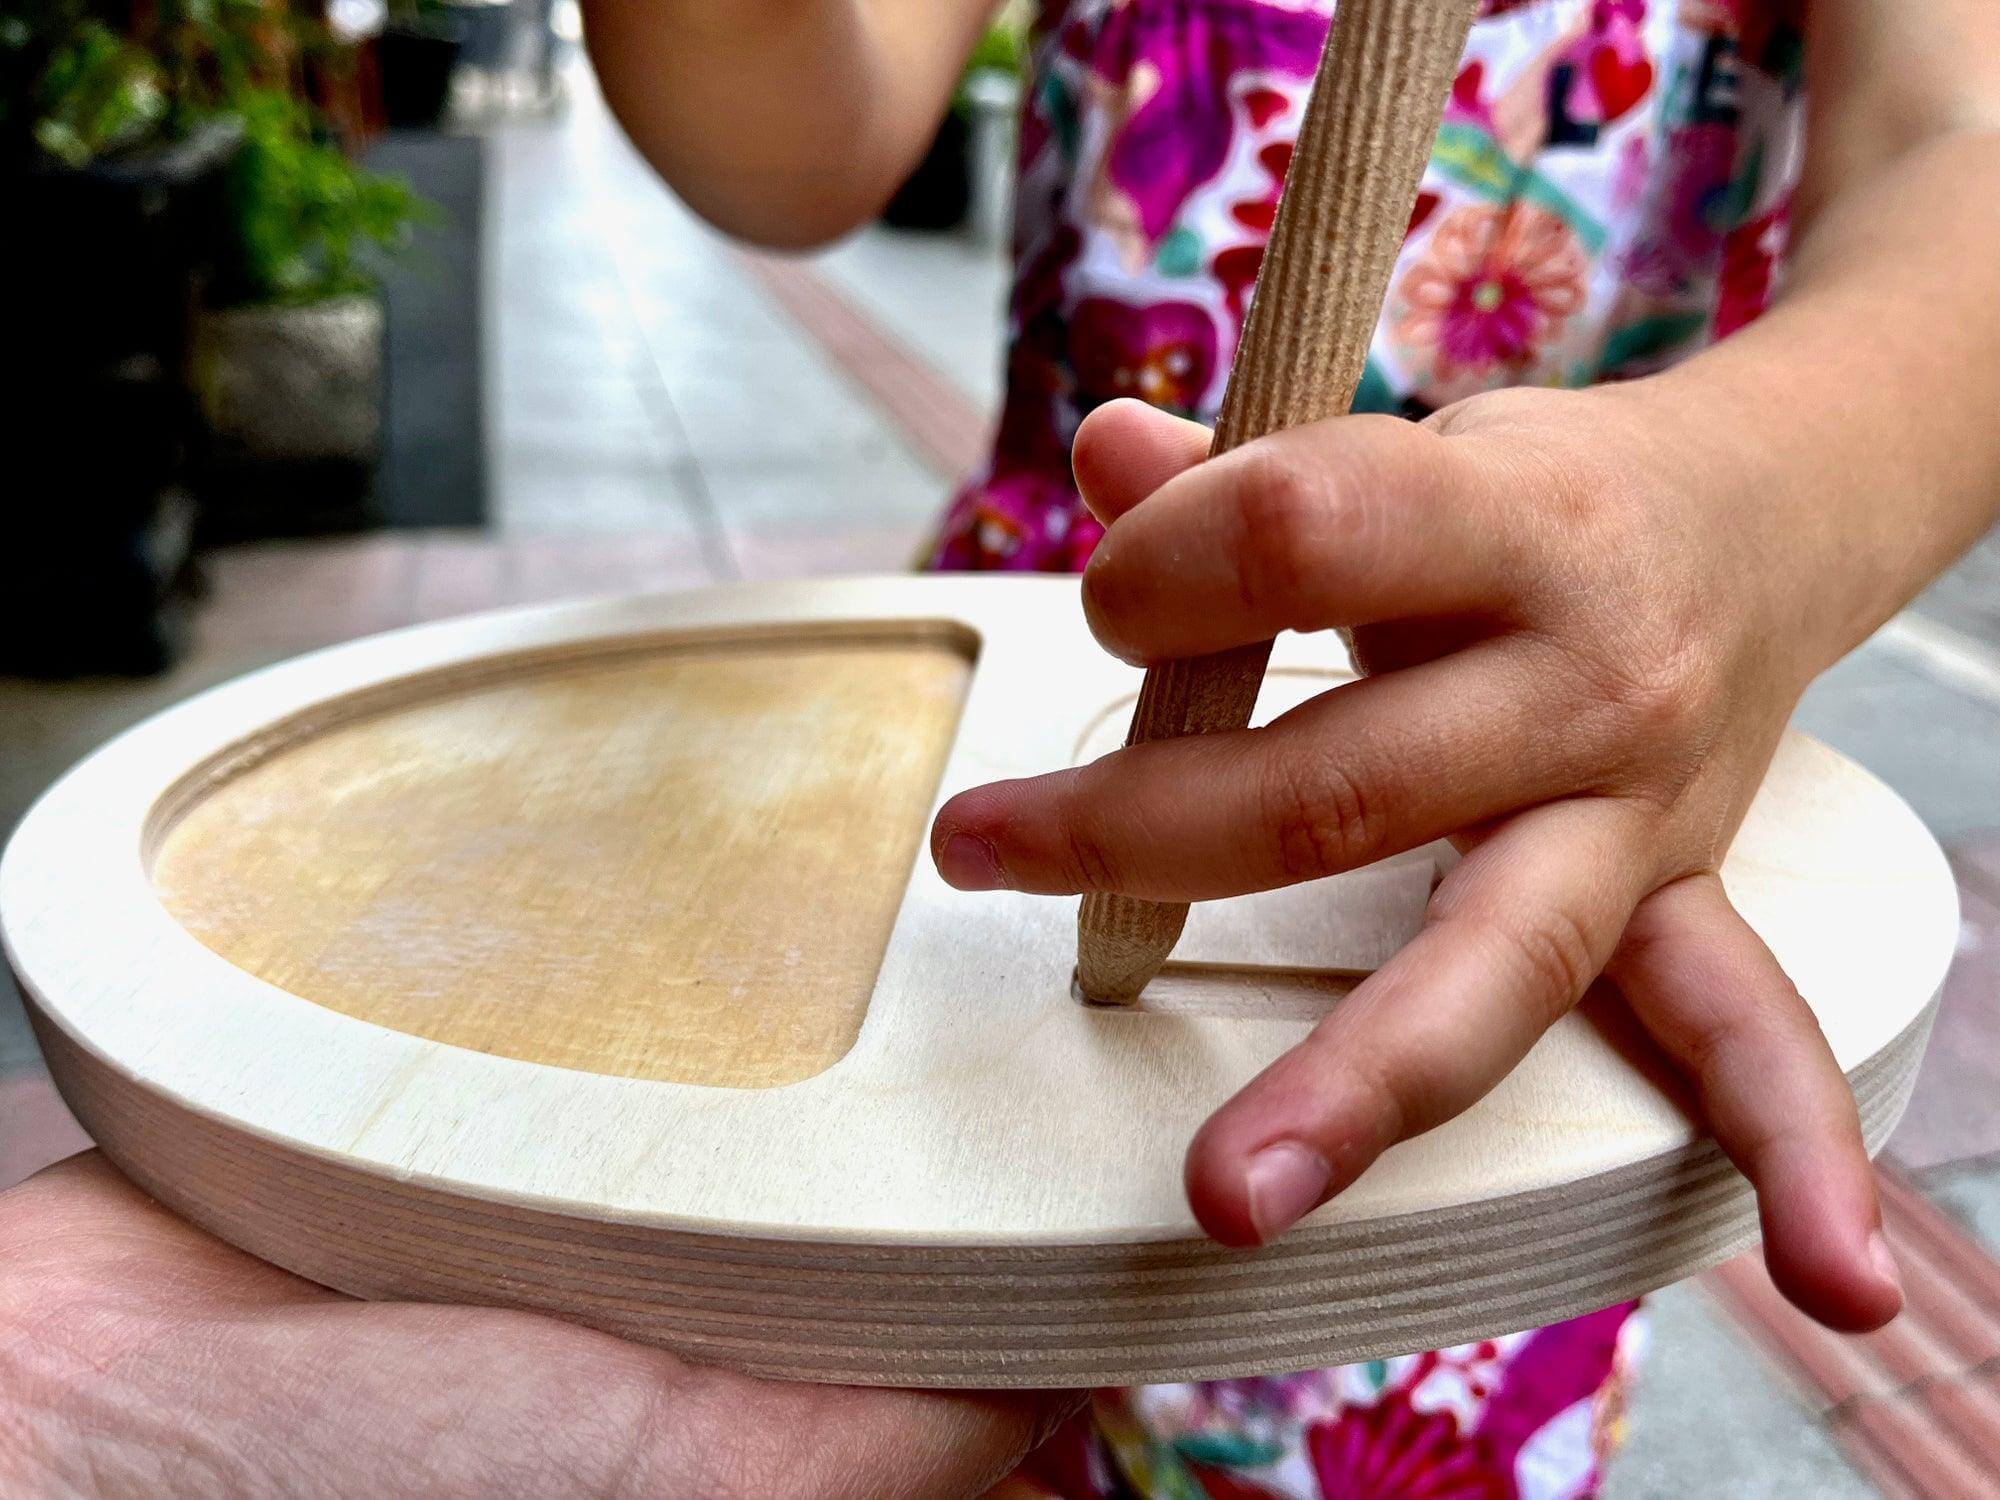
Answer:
[
  {"left": 1076, "top": 0, "right": 1484, "bottom": 1001},
  {"left": 2, "top": 577, "right": 1956, "bottom": 1386},
  {"left": 153, "top": 635, "right": 971, "bottom": 1088}
]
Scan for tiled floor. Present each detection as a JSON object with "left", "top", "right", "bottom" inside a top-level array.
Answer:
[
  {"left": 6, "top": 61, "right": 2000, "bottom": 1498},
  {"left": 484, "top": 69, "right": 994, "bottom": 577}
]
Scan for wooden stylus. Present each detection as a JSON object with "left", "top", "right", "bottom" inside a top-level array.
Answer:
[{"left": 1074, "top": 0, "right": 1480, "bottom": 1003}]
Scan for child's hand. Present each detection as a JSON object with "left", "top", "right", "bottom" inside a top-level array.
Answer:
[{"left": 931, "top": 392, "right": 1904, "bottom": 1333}]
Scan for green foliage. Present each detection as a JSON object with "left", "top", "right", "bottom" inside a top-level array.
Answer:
[
  {"left": 2, "top": 1, "right": 431, "bottom": 303},
  {"left": 963, "top": 18, "right": 1027, "bottom": 81},
  {"left": 19, "top": 19, "right": 166, "bottom": 167},
  {"left": 2, "top": 3, "right": 155, "bottom": 168},
  {"left": 218, "top": 87, "right": 427, "bottom": 304},
  {"left": 384, "top": 0, "right": 452, "bottom": 25}
]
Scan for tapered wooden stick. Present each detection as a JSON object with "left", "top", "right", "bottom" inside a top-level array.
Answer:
[{"left": 1074, "top": 0, "right": 1480, "bottom": 1003}]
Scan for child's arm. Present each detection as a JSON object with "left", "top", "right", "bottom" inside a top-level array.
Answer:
[
  {"left": 581, "top": 0, "right": 1001, "bottom": 247},
  {"left": 933, "top": 0, "right": 2000, "bottom": 1332}
]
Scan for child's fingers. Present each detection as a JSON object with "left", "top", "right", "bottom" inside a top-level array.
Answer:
[
  {"left": 931, "top": 639, "right": 1600, "bottom": 900},
  {"left": 1071, "top": 399, "right": 1213, "bottom": 525},
  {"left": 1182, "top": 797, "right": 1653, "bottom": 1246},
  {"left": 1609, "top": 876, "right": 1902, "bottom": 1331},
  {"left": 1081, "top": 417, "right": 1515, "bottom": 665}
]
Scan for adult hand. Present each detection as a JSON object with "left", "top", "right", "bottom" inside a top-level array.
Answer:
[
  {"left": 931, "top": 387, "right": 1906, "bottom": 1335},
  {"left": 0, "top": 1152, "right": 1072, "bottom": 1498}
]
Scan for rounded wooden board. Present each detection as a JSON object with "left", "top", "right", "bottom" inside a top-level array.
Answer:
[{"left": 1, "top": 577, "right": 1956, "bottom": 1388}]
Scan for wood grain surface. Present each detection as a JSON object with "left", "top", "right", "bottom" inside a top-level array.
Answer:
[
  {"left": 1, "top": 577, "right": 1957, "bottom": 1387},
  {"left": 154, "top": 636, "right": 970, "bottom": 1088}
]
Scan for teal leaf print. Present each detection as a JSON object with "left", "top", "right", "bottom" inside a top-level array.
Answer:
[
  {"left": 1364, "top": 1358, "right": 1390, "bottom": 1392},
  {"left": 1431, "top": 123, "right": 1607, "bottom": 254},
  {"left": 1174, "top": 1431, "right": 1287, "bottom": 1469},
  {"left": 1039, "top": 73, "right": 1080, "bottom": 165},
  {"left": 1599, "top": 312, "right": 1707, "bottom": 373},
  {"left": 1352, "top": 358, "right": 1395, "bottom": 414},
  {"left": 1156, "top": 225, "right": 1204, "bottom": 277}
]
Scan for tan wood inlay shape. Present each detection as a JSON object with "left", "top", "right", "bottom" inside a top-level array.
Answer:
[{"left": 152, "top": 636, "right": 972, "bottom": 1088}]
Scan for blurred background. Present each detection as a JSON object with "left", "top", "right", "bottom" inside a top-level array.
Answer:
[{"left": 3, "top": 3, "right": 1999, "bottom": 1493}]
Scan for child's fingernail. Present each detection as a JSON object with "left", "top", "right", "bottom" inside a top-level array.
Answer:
[
  {"left": 1869, "top": 1230, "right": 1903, "bottom": 1300},
  {"left": 937, "top": 831, "right": 1010, "bottom": 891},
  {"left": 1245, "top": 1142, "right": 1332, "bottom": 1243}
]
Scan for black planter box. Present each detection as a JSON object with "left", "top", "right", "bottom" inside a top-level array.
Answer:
[
  {"left": 1, "top": 120, "right": 239, "bottom": 677},
  {"left": 881, "top": 111, "right": 971, "bottom": 232},
  {"left": 378, "top": 20, "right": 465, "bottom": 129}
]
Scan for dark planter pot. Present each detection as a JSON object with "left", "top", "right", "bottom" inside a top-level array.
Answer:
[
  {"left": 379, "top": 20, "right": 465, "bottom": 129},
  {"left": 194, "top": 295, "right": 388, "bottom": 541},
  {"left": 1, "top": 120, "right": 240, "bottom": 678},
  {"left": 881, "top": 110, "right": 971, "bottom": 232}
]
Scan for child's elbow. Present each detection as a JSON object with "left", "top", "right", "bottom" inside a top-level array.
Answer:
[{"left": 678, "top": 175, "right": 894, "bottom": 253}]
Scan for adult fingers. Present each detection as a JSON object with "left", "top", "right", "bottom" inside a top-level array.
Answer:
[
  {"left": 1182, "top": 797, "right": 1654, "bottom": 1245},
  {"left": 0, "top": 1154, "right": 1074, "bottom": 1500},
  {"left": 1609, "top": 876, "right": 1902, "bottom": 1331},
  {"left": 1070, "top": 399, "right": 1213, "bottom": 526},
  {"left": 933, "top": 637, "right": 1599, "bottom": 900},
  {"left": 1081, "top": 414, "right": 1521, "bottom": 665}
]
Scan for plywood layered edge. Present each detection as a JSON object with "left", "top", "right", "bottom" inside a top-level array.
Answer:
[{"left": 25, "top": 1000, "right": 1932, "bottom": 1386}]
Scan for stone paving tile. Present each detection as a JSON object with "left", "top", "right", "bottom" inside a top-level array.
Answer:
[
  {"left": 486, "top": 71, "right": 941, "bottom": 548},
  {"left": 407, "top": 530, "right": 516, "bottom": 622},
  {"left": 1887, "top": 873, "right": 2000, "bottom": 1172},
  {"left": 1921, "top": 1158, "right": 2000, "bottom": 1260},
  {"left": 735, "top": 249, "right": 994, "bottom": 482},
  {"left": 493, "top": 446, "right": 712, "bottom": 538},
  {"left": 1954, "top": 833, "right": 2000, "bottom": 908},
  {"left": 696, "top": 452, "right": 946, "bottom": 534},
  {"left": 810, "top": 225, "right": 1010, "bottom": 414},
  {"left": 0, "top": 985, "right": 40, "bottom": 1076},
  {"left": 726, "top": 525, "right": 936, "bottom": 582},
  {"left": 1793, "top": 641, "right": 2000, "bottom": 843},
  {"left": 498, "top": 532, "right": 720, "bottom": 604},
  {"left": 1605, "top": 1281, "right": 1876, "bottom": 1498},
  {"left": 1914, "top": 527, "right": 2000, "bottom": 648},
  {"left": 198, "top": 537, "right": 426, "bottom": 651},
  {"left": 0, "top": 1074, "right": 88, "bottom": 1193}
]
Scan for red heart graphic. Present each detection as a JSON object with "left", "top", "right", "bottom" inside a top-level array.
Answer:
[
  {"left": 1212, "top": 245, "right": 1264, "bottom": 318},
  {"left": 1452, "top": 60, "right": 1485, "bottom": 111},
  {"left": 1241, "top": 86, "right": 1289, "bottom": 129},
  {"left": 1406, "top": 189, "right": 1440, "bottom": 237},
  {"left": 1231, "top": 199, "right": 1277, "bottom": 232},
  {"left": 1589, "top": 47, "right": 1653, "bottom": 123},
  {"left": 1258, "top": 140, "right": 1293, "bottom": 180}
]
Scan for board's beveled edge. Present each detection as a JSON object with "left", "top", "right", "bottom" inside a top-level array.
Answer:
[{"left": 26, "top": 990, "right": 1935, "bottom": 1387}]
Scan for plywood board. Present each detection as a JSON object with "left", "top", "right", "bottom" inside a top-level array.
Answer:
[
  {"left": 152, "top": 635, "right": 972, "bottom": 1088},
  {"left": 1, "top": 576, "right": 1955, "bottom": 1386}
]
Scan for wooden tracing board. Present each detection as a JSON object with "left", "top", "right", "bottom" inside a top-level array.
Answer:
[{"left": 0, "top": 576, "right": 1957, "bottom": 1387}]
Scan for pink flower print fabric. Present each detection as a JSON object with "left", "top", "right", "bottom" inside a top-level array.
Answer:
[{"left": 928, "top": 0, "right": 1806, "bottom": 572}]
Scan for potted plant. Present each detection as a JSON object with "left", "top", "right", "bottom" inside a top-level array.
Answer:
[
  {"left": 0, "top": 0, "right": 429, "bottom": 672},
  {"left": 1, "top": 1, "right": 240, "bottom": 675},
  {"left": 376, "top": 0, "right": 464, "bottom": 130},
  {"left": 198, "top": 83, "right": 425, "bottom": 536}
]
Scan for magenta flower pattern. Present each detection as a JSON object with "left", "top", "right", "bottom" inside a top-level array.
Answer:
[{"left": 930, "top": 0, "right": 1807, "bottom": 573}]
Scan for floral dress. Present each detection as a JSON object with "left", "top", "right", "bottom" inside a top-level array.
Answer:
[
  {"left": 931, "top": 0, "right": 1803, "bottom": 574},
  {"left": 928, "top": 2, "right": 1804, "bottom": 1494}
]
